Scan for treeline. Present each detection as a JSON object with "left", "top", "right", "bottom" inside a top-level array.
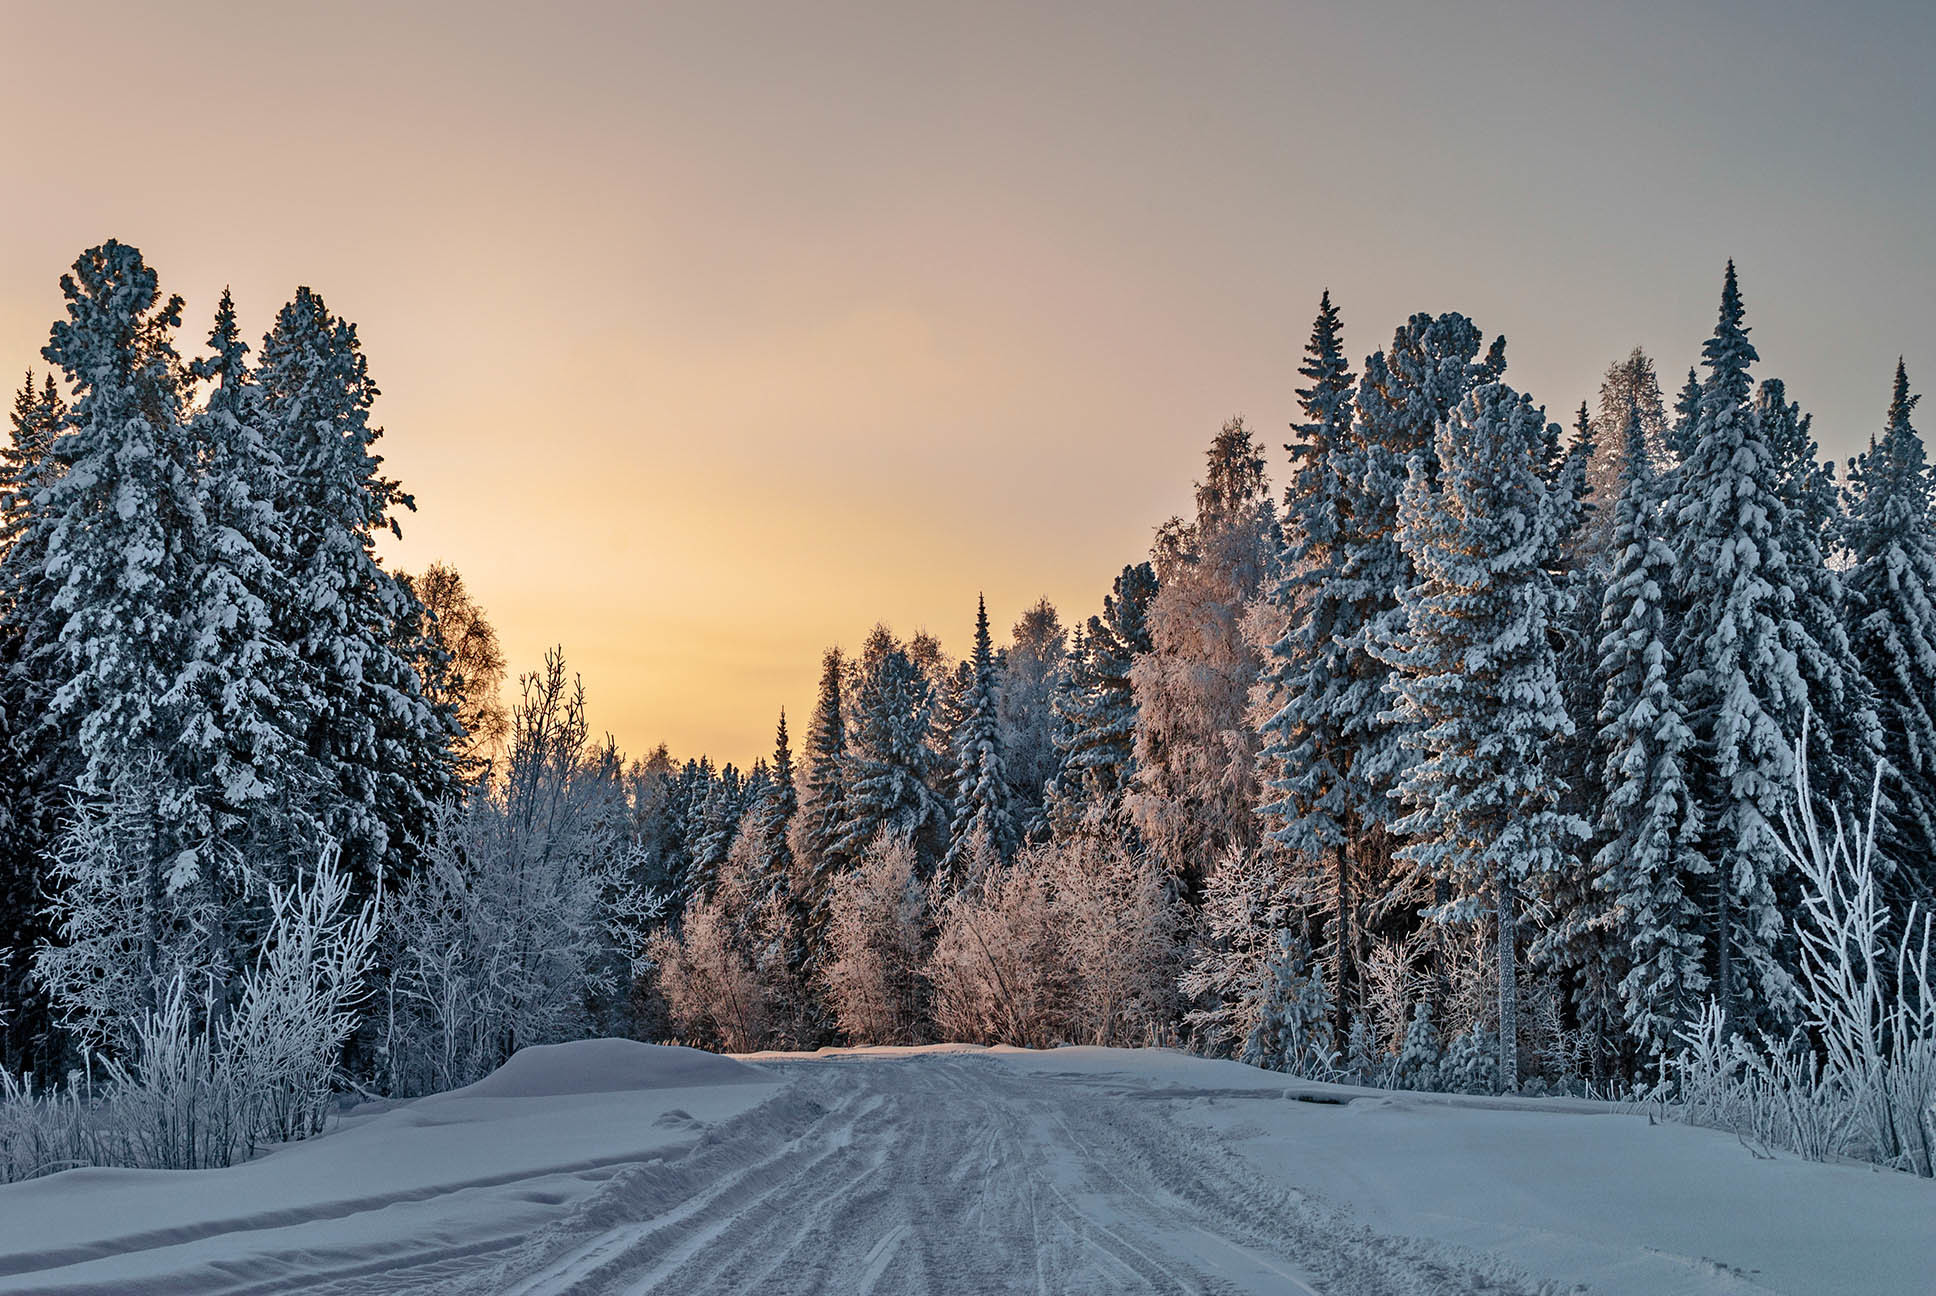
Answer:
[
  {"left": 644, "top": 266, "right": 1936, "bottom": 1107},
  {"left": 3, "top": 245, "right": 1935, "bottom": 1122}
]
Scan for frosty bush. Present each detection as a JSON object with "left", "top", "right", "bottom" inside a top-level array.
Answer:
[
  {"left": 380, "top": 650, "right": 654, "bottom": 1095},
  {"left": 823, "top": 834, "right": 929, "bottom": 1045},
  {"left": 650, "top": 897, "right": 772, "bottom": 1053},
  {"left": 1240, "top": 933, "right": 1337, "bottom": 1079},
  {"left": 1657, "top": 742, "right": 1936, "bottom": 1175},
  {"left": 2, "top": 847, "right": 381, "bottom": 1180}
]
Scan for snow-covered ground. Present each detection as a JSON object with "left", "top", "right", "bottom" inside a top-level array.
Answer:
[{"left": 0, "top": 1041, "right": 1927, "bottom": 1295}]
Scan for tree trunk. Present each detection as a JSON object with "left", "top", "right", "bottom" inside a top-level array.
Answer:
[
  {"left": 1497, "top": 873, "right": 1518, "bottom": 1093},
  {"left": 1332, "top": 842, "right": 1351, "bottom": 1041}
]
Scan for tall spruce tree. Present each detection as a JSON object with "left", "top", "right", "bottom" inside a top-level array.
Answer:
[
  {"left": 1664, "top": 263, "right": 1806, "bottom": 1033},
  {"left": 1380, "top": 381, "right": 1585, "bottom": 1091},
  {"left": 256, "top": 287, "right": 455, "bottom": 889},
  {"left": 943, "top": 594, "right": 1018, "bottom": 877},
  {"left": 1593, "top": 402, "right": 1705, "bottom": 1063},
  {"left": 1258, "top": 291, "right": 1366, "bottom": 1031},
  {"left": 1045, "top": 562, "right": 1156, "bottom": 836},
  {"left": 1845, "top": 361, "right": 1936, "bottom": 909},
  {"left": 835, "top": 626, "right": 947, "bottom": 868},
  {"left": 35, "top": 242, "right": 202, "bottom": 1013},
  {"left": 788, "top": 648, "right": 850, "bottom": 976}
]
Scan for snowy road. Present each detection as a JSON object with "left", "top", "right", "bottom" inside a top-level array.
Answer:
[
  {"left": 5, "top": 1042, "right": 1930, "bottom": 1294},
  {"left": 431, "top": 1052, "right": 1545, "bottom": 1296}
]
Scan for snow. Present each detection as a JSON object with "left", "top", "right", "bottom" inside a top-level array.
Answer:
[{"left": 0, "top": 1041, "right": 1930, "bottom": 1294}]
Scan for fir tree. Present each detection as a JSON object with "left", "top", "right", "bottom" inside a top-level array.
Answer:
[
  {"left": 256, "top": 287, "right": 456, "bottom": 889},
  {"left": 835, "top": 626, "right": 948, "bottom": 869},
  {"left": 1665, "top": 263, "right": 1806, "bottom": 1033},
  {"left": 1258, "top": 291, "right": 1365, "bottom": 1031},
  {"left": 34, "top": 241, "right": 201, "bottom": 1013},
  {"left": 943, "top": 594, "right": 1018, "bottom": 878},
  {"left": 1845, "top": 360, "right": 1936, "bottom": 909},
  {"left": 996, "top": 597, "right": 1065, "bottom": 835},
  {"left": 1046, "top": 562, "right": 1156, "bottom": 835},
  {"left": 1379, "top": 380, "right": 1587, "bottom": 1091},
  {"left": 1593, "top": 401, "right": 1705, "bottom": 1062},
  {"left": 788, "top": 648, "right": 850, "bottom": 976}
]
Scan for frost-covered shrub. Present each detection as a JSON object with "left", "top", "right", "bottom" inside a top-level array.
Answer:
[
  {"left": 1442, "top": 1027, "right": 1500, "bottom": 1095},
  {"left": 1394, "top": 1001, "right": 1442, "bottom": 1091},
  {"left": 380, "top": 651, "right": 653, "bottom": 1095},
  {"left": 927, "top": 853, "right": 1067, "bottom": 1047},
  {"left": 649, "top": 898, "right": 772, "bottom": 1053},
  {"left": 823, "top": 835, "right": 929, "bottom": 1045},
  {"left": 1240, "top": 933, "right": 1336, "bottom": 1079}
]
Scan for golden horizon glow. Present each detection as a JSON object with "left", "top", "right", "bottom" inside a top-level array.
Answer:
[{"left": 4, "top": 1, "right": 1932, "bottom": 766}]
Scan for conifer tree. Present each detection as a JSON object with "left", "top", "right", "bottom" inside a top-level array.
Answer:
[
  {"left": 34, "top": 242, "right": 202, "bottom": 1013},
  {"left": 1664, "top": 263, "right": 1807, "bottom": 1033},
  {"left": 996, "top": 598, "right": 1065, "bottom": 834},
  {"left": 943, "top": 594, "right": 1018, "bottom": 878},
  {"left": 835, "top": 626, "right": 948, "bottom": 869},
  {"left": 1757, "top": 377, "right": 1882, "bottom": 837},
  {"left": 1045, "top": 562, "right": 1156, "bottom": 835},
  {"left": 256, "top": 286, "right": 455, "bottom": 888},
  {"left": 181, "top": 291, "right": 316, "bottom": 895},
  {"left": 0, "top": 370, "right": 66, "bottom": 1074},
  {"left": 1593, "top": 402, "right": 1705, "bottom": 1062},
  {"left": 1845, "top": 361, "right": 1936, "bottom": 908},
  {"left": 1380, "top": 381, "right": 1586, "bottom": 1091},
  {"left": 1258, "top": 291, "right": 1365, "bottom": 1029},
  {"left": 788, "top": 648, "right": 850, "bottom": 976},
  {"left": 1338, "top": 313, "right": 1504, "bottom": 839}
]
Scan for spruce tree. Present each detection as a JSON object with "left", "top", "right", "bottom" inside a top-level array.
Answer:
[
  {"left": 1593, "top": 402, "right": 1705, "bottom": 1063},
  {"left": 35, "top": 241, "right": 201, "bottom": 1012},
  {"left": 1380, "top": 380, "right": 1586, "bottom": 1091},
  {"left": 1665, "top": 263, "right": 1806, "bottom": 1033},
  {"left": 788, "top": 647, "right": 850, "bottom": 976},
  {"left": 182, "top": 291, "right": 316, "bottom": 895},
  {"left": 1045, "top": 562, "right": 1156, "bottom": 836},
  {"left": 835, "top": 626, "right": 947, "bottom": 869},
  {"left": 1845, "top": 361, "right": 1936, "bottom": 908},
  {"left": 256, "top": 287, "right": 455, "bottom": 888},
  {"left": 996, "top": 598, "right": 1065, "bottom": 834},
  {"left": 943, "top": 594, "right": 1018, "bottom": 878},
  {"left": 1757, "top": 377, "right": 1882, "bottom": 839},
  {"left": 1258, "top": 291, "right": 1365, "bottom": 1030}
]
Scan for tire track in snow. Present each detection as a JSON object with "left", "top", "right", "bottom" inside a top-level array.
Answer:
[{"left": 421, "top": 1053, "right": 1569, "bottom": 1296}]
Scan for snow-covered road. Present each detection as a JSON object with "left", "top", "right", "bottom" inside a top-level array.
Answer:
[
  {"left": 3, "top": 1041, "right": 1931, "bottom": 1295},
  {"left": 462, "top": 1052, "right": 1536, "bottom": 1296}
]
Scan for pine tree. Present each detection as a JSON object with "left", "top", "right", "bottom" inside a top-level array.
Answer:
[
  {"left": 0, "top": 370, "right": 66, "bottom": 1073},
  {"left": 1664, "top": 263, "right": 1806, "bottom": 1034},
  {"left": 1668, "top": 367, "right": 1703, "bottom": 463},
  {"left": 1844, "top": 361, "right": 1936, "bottom": 909},
  {"left": 943, "top": 594, "right": 1018, "bottom": 878},
  {"left": 34, "top": 241, "right": 202, "bottom": 1014},
  {"left": 835, "top": 626, "right": 948, "bottom": 869},
  {"left": 256, "top": 287, "right": 456, "bottom": 889},
  {"left": 181, "top": 291, "right": 317, "bottom": 894},
  {"left": 1337, "top": 313, "right": 1505, "bottom": 838},
  {"left": 1757, "top": 377, "right": 1882, "bottom": 839},
  {"left": 1593, "top": 401, "right": 1705, "bottom": 1062},
  {"left": 996, "top": 597, "right": 1065, "bottom": 834},
  {"left": 1379, "top": 380, "right": 1586, "bottom": 1091},
  {"left": 788, "top": 648, "right": 850, "bottom": 977},
  {"left": 1258, "top": 291, "right": 1365, "bottom": 1031},
  {"left": 1579, "top": 348, "right": 1667, "bottom": 561},
  {"left": 1045, "top": 562, "right": 1156, "bottom": 836}
]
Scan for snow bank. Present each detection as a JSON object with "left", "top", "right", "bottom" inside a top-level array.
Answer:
[
  {"left": 449, "top": 1039, "right": 770, "bottom": 1099},
  {"left": 0, "top": 1039, "right": 783, "bottom": 1294}
]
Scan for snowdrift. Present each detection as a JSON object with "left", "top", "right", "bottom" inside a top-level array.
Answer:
[{"left": 441, "top": 1038, "right": 770, "bottom": 1100}]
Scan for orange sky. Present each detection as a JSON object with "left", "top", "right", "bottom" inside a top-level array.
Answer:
[{"left": 4, "top": 1, "right": 1932, "bottom": 766}]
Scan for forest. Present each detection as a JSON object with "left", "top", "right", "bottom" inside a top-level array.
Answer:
[{"left": 1, "top": 242, "right": 1932, "bottom": 1182}]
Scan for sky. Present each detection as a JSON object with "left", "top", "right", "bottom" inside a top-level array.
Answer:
[{"left": 2, "top": 1, "right": 1932, "bottom": 766}]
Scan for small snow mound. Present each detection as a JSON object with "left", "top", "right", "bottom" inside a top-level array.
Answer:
[{"left": 454, "top": 1039, "right": 770, "bottom": 1099}]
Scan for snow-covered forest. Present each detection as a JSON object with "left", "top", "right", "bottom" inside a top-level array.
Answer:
[{"left": 2, "top": 243, "right": 1934, "bottom": 1187}]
